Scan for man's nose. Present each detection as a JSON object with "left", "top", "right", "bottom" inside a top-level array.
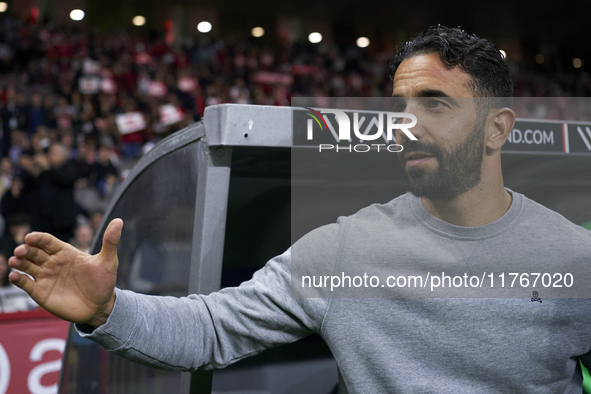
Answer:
[{"left": 395, "top": 114, "right": 424, "bottom": 144}]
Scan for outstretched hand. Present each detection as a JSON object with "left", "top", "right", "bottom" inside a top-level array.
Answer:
[{"left": 8, "top": 219, "right": 123, "bottom": 328}]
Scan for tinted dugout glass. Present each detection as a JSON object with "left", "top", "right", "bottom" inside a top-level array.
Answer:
[{"left": 59, "top": 141, "right": 199, "bottom": 394}]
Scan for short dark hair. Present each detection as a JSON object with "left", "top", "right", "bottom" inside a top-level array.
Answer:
[{"left": 389, "top": 25, "right": 514, "bottom": 109}]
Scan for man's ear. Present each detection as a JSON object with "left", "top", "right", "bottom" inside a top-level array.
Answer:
[{"left": 485, "top": 108, "right": 515, "bottom": 152}]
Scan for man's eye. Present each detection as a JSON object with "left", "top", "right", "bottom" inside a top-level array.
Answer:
[
  {"left": 424, "top": 100, "right": 445, "bottom": 109},
  {"left": 392, "top": 102, "right": 406, "bottom": 112}
]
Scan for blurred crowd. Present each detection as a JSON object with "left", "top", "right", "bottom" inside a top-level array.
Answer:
[{"left": 0, "top": 15, "right": 590, "bottom": 309}]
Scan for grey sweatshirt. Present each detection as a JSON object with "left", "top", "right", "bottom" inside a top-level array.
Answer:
[{"left": 78, "top": 190, "right": 591, "bottom": 393}]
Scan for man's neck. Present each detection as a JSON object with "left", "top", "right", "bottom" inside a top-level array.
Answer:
[{"left": 420, "top": 185, "right": 512, "bottom": 227}]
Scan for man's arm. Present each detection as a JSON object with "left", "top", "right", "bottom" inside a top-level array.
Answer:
[
  {"left": 75, "top": 249, "right": 328, "bottom": 371},
  {"left": 9, "top": 219, "right": 341, "bottom": 371}
]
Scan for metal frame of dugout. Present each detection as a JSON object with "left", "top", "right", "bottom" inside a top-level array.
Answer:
[{"left": 58, "top": 104, "right": 591, "bottom": 394}]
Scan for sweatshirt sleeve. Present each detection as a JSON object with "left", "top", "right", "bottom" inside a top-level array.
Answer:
[{"left": 74, "top": 221, "right": 343, "bottom": 371}]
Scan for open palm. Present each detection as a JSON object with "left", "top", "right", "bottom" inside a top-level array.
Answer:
[{"left": 8, "top": 219, "right": 123, "bottom": 327}]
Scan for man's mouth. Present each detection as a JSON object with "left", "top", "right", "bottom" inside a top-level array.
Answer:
[{"left": 404, "top": 152, "right": 435, "bottom": 166}]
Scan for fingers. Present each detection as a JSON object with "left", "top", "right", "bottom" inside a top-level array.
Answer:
[
  {"left": 24, "top": 231, "right": 67, "bottom": 254},
  {"left": 8, "top": 271, "right": 35, "bottom": 294},
  {"left": 8, "top": 256, "right": 41, "bottom": 278},
  {"left": 99, "top": 218, "right": 123, "bottom": 262},
  {"left": 14, "top": 244, "right": 50, "bottom": 265}
]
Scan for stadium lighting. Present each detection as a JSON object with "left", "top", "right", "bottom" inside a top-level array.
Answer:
[
  {"left": 356, "top": 37, "right": 370, "bottom": 48},
  {"left": 573, "top": 58, "right": 583, "bottom": 68},
  {"left": 251, "top": 27, "right": 265, "bottom": 38},
  {"left": 132, "top": 16, "right": 146, "bottom": 26},
  {"left": 499, "top": 50, "right": 506, "bottom": 59},
  {"left": 0, "top": 3, "right": 7, "bottom": 12},
  {"left": 308, "top": 32, "right": 322, "bottom": 44},
  {"left": 70, "top": 9, "right": 85, "bottom": 21},
  {"left": 197, "top": 21, "right": 212, "bottom": 33},
  {"left": 536, "top": 54, "right": 544, "bottom": 64}
]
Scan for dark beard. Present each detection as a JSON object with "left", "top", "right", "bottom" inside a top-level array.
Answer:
[{"left": 399, "top": 123, "right": 485, "bottom": 200}]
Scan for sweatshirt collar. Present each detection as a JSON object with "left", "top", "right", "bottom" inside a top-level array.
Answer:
[{"left": 407, "top": 188, "right": 523, "bottom": 240}]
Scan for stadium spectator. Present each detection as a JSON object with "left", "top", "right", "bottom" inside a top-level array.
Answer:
[
  {"left": 1, "top": 178, "right": 31, "bottom": 220},
  {"left": 0, "top": 213, "right": 31, "bottom": 258},
  {"left": 91, "top": 145, "right": 118, "bottom": 197},
  {"left": 72, "top": 223, "right": 93, "bottom": 253},
  {"left": 89, "top": 210, "right": 104, "bottom": 234},
  {"left": 0, "top": 157, "right": 13, "bottom": 196},
  {"left": 35, "top": 143, "right": 80, "bottom": 241},
  {"left": 1, "top": 86, "right": 18, "bottom": 156},
  {"left": 28, "top": 92, "right": 45, "bottom": 134}
]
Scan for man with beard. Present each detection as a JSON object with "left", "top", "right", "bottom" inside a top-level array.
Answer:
[
  {"left": 397, "top": 99, "right": 487, "bottom": 202},
  {"left": 8, "top": 26, "right": 591, "bottom": 392}
]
